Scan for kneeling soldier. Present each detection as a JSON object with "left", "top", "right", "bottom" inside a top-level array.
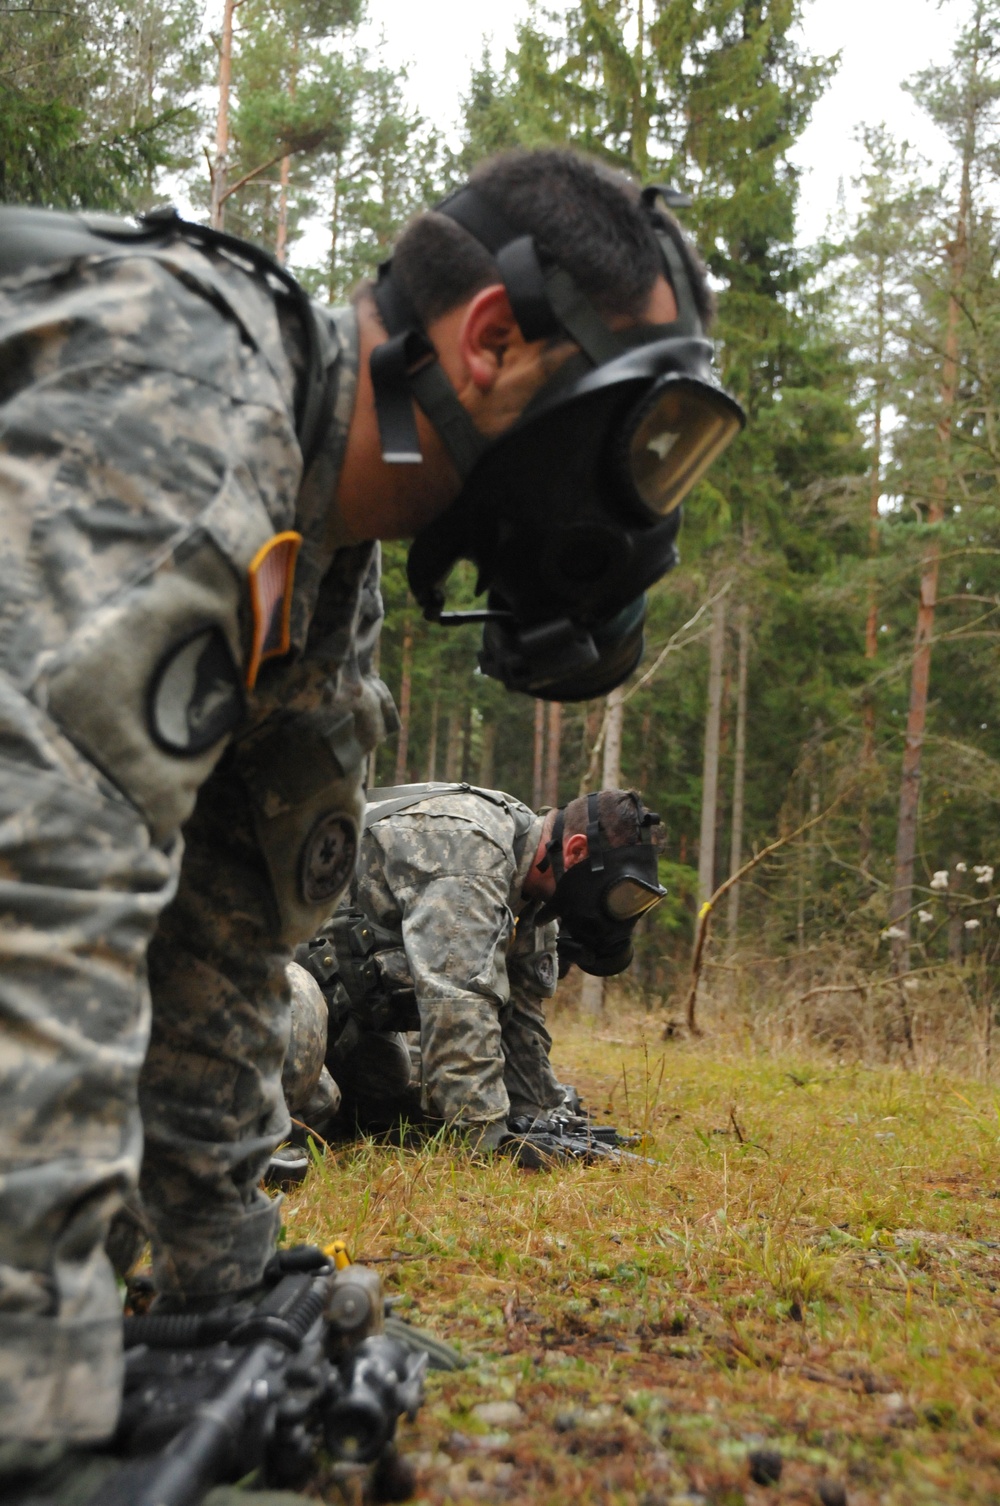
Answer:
[{"left": 291, "top": 784, "right": 665, "bottom": 1152}]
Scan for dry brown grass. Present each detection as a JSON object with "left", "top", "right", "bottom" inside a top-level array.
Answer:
[{"left": 284, "top": 994, "right": 1000, "bottom": 1506}]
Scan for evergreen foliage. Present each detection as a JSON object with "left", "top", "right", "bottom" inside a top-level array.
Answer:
[{"left": 0, "top": 1, "right": 208, "bottom": 209}]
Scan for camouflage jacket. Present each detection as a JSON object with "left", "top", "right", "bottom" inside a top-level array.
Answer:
[
  {"left": 354, "top": 787, "right": 562, "bottom": 1126},
  {"left": 0, "top": 225, "right": 396, "bottom": 935}
]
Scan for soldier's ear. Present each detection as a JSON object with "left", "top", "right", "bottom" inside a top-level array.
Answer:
[{"left": 563, "top": 832, "right": 589, "bottom": 870}]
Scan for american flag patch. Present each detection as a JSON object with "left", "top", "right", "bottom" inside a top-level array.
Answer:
[{"left": 246, "top": 531, "right": 302, "bottom": 689}]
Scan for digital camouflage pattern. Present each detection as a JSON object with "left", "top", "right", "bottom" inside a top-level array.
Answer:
[
  {"left": 282, "top": 963, "right": 341, "bottom": 1132},
  {"left": 353, "top": 789, "right": 567, "bottom": 1130},
  {"left": 0, "top": 231, "right": 393, "bottom": 1440}
]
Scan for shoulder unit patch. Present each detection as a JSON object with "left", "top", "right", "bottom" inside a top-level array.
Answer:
[
  {"left": 300, "top": 812, "right": 358, "bottom": 906},
  {"left": 148, "top": 625, "right": 245, "bottom": 756}
]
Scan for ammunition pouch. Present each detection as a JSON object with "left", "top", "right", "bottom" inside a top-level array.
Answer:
[{"left": 296, "top": 908, "right": 420, "bottom": 1055}]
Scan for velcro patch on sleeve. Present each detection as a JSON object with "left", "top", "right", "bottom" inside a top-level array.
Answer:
[{"left": 246, "top": 530, "right": 302, "bottom": 689}]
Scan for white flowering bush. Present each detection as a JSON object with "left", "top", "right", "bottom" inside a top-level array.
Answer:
[
  {"left": 930, "top": 871, "right": 949, "bottom": 890},
  {"left": 917, "top": 910, "right": 933, "bottom": 924},
  {"left": 882, "top": 925, "right": 907, "bottom": 941},
  {"left": 974, "top": 865, "right": 995, "bottom": 885},
  {"left": 956, "top": 862, "right": 968, "bottom": 873},
  {"left": 965, "top": 918, "right": 981, "bottom": 931}
]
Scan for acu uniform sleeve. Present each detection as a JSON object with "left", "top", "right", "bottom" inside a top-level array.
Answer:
[
  {"left": 139, "top": 320, "right": 395, "bottom": 1300},
  {"left": 0, "top": 243, "right": 306, "bottom": 1428},
  {"left": 501, "top": 916, "right": 566, "bottom": 1119},
  {"left": 140, "top": 541, "right": 394, "bottom": 1300}
]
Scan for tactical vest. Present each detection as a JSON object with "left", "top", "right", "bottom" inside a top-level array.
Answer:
[
  {"left": 294, "top": 783, "right": 538, "bottom": 1053},
  {"left": 0, "top": 204, "right": 329, "bottom": 469}
]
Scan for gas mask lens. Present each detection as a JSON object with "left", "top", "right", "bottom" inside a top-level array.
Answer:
[
  {"left": 628, "top": 377, "right": 745, "bottom": 520},
  {"left": 604, "top": 877, "right": 666, "bottom": 921}
]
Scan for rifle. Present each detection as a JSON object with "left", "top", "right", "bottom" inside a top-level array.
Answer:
[
  {"left": 501, "top": 1114, "right": 653, "bottom": 1168},
  {"left": 89, "top": 1246, "right": 426, "bottom": 1506}
]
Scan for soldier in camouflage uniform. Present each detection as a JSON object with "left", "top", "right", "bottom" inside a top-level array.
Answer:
[
  {"left": 295, "top": 785, "right": 648, "bottom": 1150},
  {"left": 351, "top": 785, "right": 564, "bottom": 1144},
  {"left": 0, "top": 221, "right": 398, "bottom": 1453},
  {"left": 0, "top": 143, "right": 708, "bottom": 1475}
]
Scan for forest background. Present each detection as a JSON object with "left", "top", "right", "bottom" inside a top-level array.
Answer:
[{"left": 7, "top": 0, "right": 1000, "bottom": 1057}]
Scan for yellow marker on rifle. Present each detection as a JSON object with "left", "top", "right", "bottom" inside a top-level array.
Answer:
[{"left": 324, "top": 1239, "right": 352, "bottom": 1269}]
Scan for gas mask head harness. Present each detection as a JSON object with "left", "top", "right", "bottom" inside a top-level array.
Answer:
[
  {"left": 370, "top": 179, "right": 745, "bottom": 701},
  {"left": 536, "top": 792, "right": 667, "bottom": 977}
]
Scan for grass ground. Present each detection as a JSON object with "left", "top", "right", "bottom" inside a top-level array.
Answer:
[{"left": 285, "top": 1005, "right": 1000, "bottom": 1506}]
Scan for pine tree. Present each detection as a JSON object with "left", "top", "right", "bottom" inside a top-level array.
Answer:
[
  {"left": 885, "top": 1, "right": 1000, "bottom": 971},
  {"left": 1, "top": 0, "right": 208, "bottom": 210},
  {"left": 215, "top": 0, "right": 358, "bottom": 252}
]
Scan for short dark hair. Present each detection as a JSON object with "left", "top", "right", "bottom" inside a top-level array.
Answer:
[
  {"left": 389, "top": 148, "right": 713, "bottom": 330},
  {"left": 561, "top": 788, "right": 649, "bottom": 849}
]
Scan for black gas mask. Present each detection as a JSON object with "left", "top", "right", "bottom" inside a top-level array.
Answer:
[
  {"left": 370, "top": 181, "right": 745, "bottom": 700},
  {"left": 537, "top": 793, "right": 667, "bottom": 977}
]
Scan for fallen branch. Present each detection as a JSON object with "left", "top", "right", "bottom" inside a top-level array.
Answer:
[
  {"left": 796, "top": 982, "right": 867, "bottom": 1007},
  {"left": 681, "top": 789, "right": 851, "bottom": 1036}
]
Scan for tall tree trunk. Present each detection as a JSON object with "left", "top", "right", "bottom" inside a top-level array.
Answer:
[
  {"left": 637, "top": 709, "right": 653, "bottom": 792},
  {"left": 581, "top": 686, "right": 625, "bottom": 1016},
  {"left": 460, "top": 702, "right": 473, "bottom": 781},
  {"left": 727, "top": 603, "right": 750, "bottom": 943},
  {"left": 603, "top": 684, "right": 624, "bottom": 789},
  {"left": 276, "top": 152, "right": 291, "bottom": 264},
  {"left": 629, "top": 0, "right": 648, "bottom": 178},
  {"left": 210, "top": 0, "right": 237, "bottom": 230},
  {"left": 328, "top": 147, "right": 342, "bottom": 302},
  {"left": 425, "top": 683, "right": 440, "bottom": 781},
  {"left": 532, "top": 701, "right": 545, "bottom": 809},
  {"left": 544, "top": 702, "right": 562, "bottom": 807},
  {"left": 697, "top": 596, "right": 727, "bottom": 911},
  {"left": 888, "top": 167, "right": 969, "bottom": 973},
  {"left": 275, "top": 39, "right": 299, "bottom": 265},
  {"left": 860, "top": 256, "right": 887, "bottom": 868},
  {"left": 478, "top": 721, "right": 495, "bottom": 787},
  {"left": 579, "top": 700, "right": 605, "bottom": 794},
  {"left": 392, "top": 612, "right": 413, "bottom": 784},
  {"left": 444, "top": 711, "right": 462, "bottom": 781}
]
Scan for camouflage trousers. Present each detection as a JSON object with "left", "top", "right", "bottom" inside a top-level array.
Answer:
[
  {"left": 0, "top": 677, "right": 294, "bottom": 1441},
  {"left": 498, "top": 990, "right": 566, "bottom": 1121},
  {"left": 326, "top": 990, "right": 565, "bottom": 1131}
]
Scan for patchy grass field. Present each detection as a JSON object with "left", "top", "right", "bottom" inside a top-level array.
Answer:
[{"left": 285, "top": 1006, "right": 1000, "bottom": 1506}]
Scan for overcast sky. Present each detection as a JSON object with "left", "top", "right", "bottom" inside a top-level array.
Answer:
[{"left": 356, "top": 0, "right": 967, "bottom": 243}]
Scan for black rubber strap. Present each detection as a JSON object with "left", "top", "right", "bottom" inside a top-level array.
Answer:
[
  {"left": 369, "top": 331, "right": 427, "bottom": 464},
  {"left": 586, "top": 792, "right": 605, "bottom": 873},
  {"left": 544, "top": 809, "right": 566, "bottom": 881},
  {"left": 371, "top": 253, "right": 487, "bottom": 474},
  {"left": 544, "top": 267, "right": 623, "bottom": 365},
  {"left": 437, "top": 186, "right": 519, "bottom": 254},
  {"left": 656, "top": 233, "right": 700, "bottom": 337},
  {"left": 495, "top": 236, "right": 560, "bottom": 342},
  {"left": 408, "top": 362, "right": 487, "bottom": 479},
  {"left": 641, "top": 183, "right": 693, "bottom": 212},
  {"left": 374, "top": 260, "right": 422, "bottom": 336},
  {"left": 439, "top": 187, "right": 623, "bottom": 363}
]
